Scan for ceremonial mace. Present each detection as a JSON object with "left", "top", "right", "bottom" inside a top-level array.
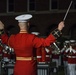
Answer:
[
  {"left": 63, "top": 0, "right": 73, "bottom": 21},
  {"left": 53, "top": 1, "right": 73, "bottom": 52}
]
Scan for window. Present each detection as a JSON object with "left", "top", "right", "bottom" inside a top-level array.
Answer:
[
  {"left": 7, "top": 0, "right": 14, "bottom": 12},
  {"left": 49, "top": 0, "right": 58, "bottom": 10},
  {"left": 73, "top": 2, "right": 76, "bottom": 9},
  {"left": 27, "top": 0, "right": 36, "bottom": 11}
]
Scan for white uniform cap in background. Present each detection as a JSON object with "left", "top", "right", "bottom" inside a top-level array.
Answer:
[
  {"left": 70, "top": 40, "right": 76, "bottom": 43},
  {"left": 65, "top": 40, "right": 70, "bottom": 43},
  {"left": 31, "top": 32, "right": 40, "bottom": 35},
  {"left": 15, "top": 14, "right": 32, "bottom": 22}
]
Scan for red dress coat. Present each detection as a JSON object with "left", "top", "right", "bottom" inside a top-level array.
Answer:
[
  {"left": 67, "top": 47, "right": 76, "bottom": 64},
  {"left": 1, "top": 32, "right": 56, "bottom": 75}
]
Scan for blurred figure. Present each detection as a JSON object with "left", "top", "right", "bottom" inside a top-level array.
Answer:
[
  {"left": 31, "top": 32, "right": 42, "bottom": 63},
  {"left": 61, "top": 40, "right": 70, "bottom": 75},
  {"left": 67, "top": 40, "right": 76, "bottom": 75}
]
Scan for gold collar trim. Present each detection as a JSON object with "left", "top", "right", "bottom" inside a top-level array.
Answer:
[{"left": 20, "top": 30, "right": 28, "bottom": 33}]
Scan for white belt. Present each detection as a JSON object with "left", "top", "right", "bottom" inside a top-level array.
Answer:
[
  {"left": 37, "top": 56, "right": 42, "bottom": 58},
  {"left": 46, "top": 55, "right": 50, "bottom": 57},
  {"left": 68, "top": 56, "right": 76, "bottom": 58}
]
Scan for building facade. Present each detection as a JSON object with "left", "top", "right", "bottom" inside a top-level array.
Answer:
[{"left": 0, "top": 0, "right": 76, "bottom": 39}]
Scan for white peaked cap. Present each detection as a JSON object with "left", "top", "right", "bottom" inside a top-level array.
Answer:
[
  {"left": 15, "top": 14, "right": 32, "bottom": 22},
  {"left": 65, "top": 40, "right": 69, "bottom": 43},
  {"left": 31, "top": 32, "right": 40, "bottom": 35},
  {"left": 70, "top": 40, "right": 76, "bottom": 43}
]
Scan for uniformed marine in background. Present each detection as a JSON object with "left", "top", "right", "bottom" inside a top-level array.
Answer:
[
  {"left": 61, "top": 40, "right": 70, "bottom": 75},
  {"left": 31, "top": 32, "right": 42, "bottom": 63},
  {"left": 52, "top": 43, "right": 60, "bottom": 73},
  {"left": 66, "top": 40, "right": 76, "bottom": 75}
]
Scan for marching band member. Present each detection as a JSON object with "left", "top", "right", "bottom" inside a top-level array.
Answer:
[
  {"left": 66, "top": 40, "right": 76, "bottom": 75},
  {"left": 61, "top": 40, "right": 69, "bottom": 75},
  {"left": 45, "top": 46, "right": 52, "bottom": 63},
  {"left": 0, "top": 14, "right": 64, "bottom": 75},
  {"left": 52, "top": 43, "right": 61, "bottom": 68},
  {"left": 31, "top": 32, "right": 42, "bottom": 63},
  {"left": 51, "top": 44, "right": 61, "bottom": 73}
]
